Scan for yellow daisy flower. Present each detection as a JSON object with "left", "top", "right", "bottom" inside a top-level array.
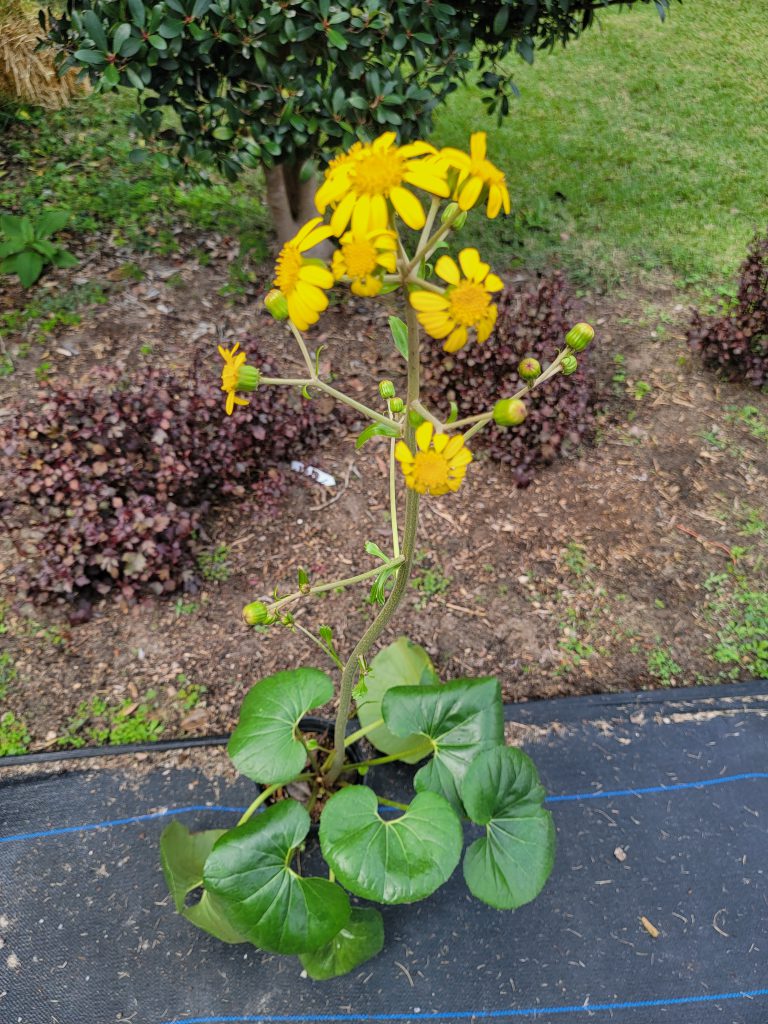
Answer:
[
  {"left": 441, "top": 132, "right": 511, "bottom": 219},
  {"left": 409, "top": 248, "right": 504, "bottom": 353},
  {"left": 316, "top": 132, "right": 450, "bottom": 235},
  {"left": 395, "top": 421, "right": 473, "bottom": 496},
  {"left": 273, "top": 217, "right": 336, "bottom": 331},
  {"left": 331, "top": 224, "right": 397, "bottom": 297},
  {"left": 219, "top": 342, "right": 249, "bottom": 415}
]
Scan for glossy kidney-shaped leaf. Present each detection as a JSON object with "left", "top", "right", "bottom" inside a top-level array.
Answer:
[
  {"left": 319, "top": 786, "right": 462, "bottom": 904},
  {"left": 299, "top": 908, "right": 384, "bottom": 980},
  {"left": 204, "top": 800, "right": 350, "bottom": 954},
  {"left": 462, "top": 746, "right": 556, "bottom": 910},
  {"left": 382, "top": 676, "right": 504, "bottom": 811},
  {"left": 355, "top": 637, "right": 437, "bottom": 763},
  {"left": 228, "top": 668, "right": 333, "bottom": 784},
  {"left": 160, "top": 821, "right": 246, "bottom": 944}
]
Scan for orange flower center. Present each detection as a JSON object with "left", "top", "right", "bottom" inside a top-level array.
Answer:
[
  {"left": 274, "top": 244, "right": 302, "bottom": 294},
  {"left": 412, "top": 450, "right": 451, "bottom": 491},
  {"left": 342, "top": 238, "right": 378, "bottom": 279},
  {"left": 448, "top": 281, "right": 491, "bottom": 327},
  {"left": 351, "top": 149, "right": 405, "bottom": 197}
]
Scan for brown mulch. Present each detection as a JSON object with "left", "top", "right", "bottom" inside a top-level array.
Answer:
[{"left": 1, "top": 232, "right": 767, "bottom": 754}]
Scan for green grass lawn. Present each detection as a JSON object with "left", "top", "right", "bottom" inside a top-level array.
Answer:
[{"left": 435, "top": 0, "right": 768, "bottom": 287}]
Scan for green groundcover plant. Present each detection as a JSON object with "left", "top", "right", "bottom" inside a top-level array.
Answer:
[
  {"left": 0, "top": 209, "right": 78, "bottom": 286},
  {"left": 161, "top": 130, "right": 595, "bottom": 979}
]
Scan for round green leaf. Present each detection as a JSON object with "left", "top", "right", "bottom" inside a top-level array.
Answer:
[
  {"left": 319, "top": 787, "right": 462, "bottom": 904},
  {"left": 204, "top": 800, "right": 350, "bottom": 954},
  {"left": 462, "top": 746, "right": 556, "bottom": 910},
  {"left": 355, "top": 637, "right": 437, "bottom": 763},
  {"left": 299, "top": 908, "right": 384, "bottom": 980},
  {"left": 228, "top": 668, "right": 333, "bottom": 784},
  {"left": 160, "top": 821, "right": 247, "bottom": 944},
  {"left": 382, "top": 676, "right": 504, "bottom": 811}
]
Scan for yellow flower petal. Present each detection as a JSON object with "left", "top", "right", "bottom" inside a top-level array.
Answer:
[
  {"left": 394, "top": 441, "right": 414, "bottom": 464},
  {"left": 293, "top": 217, "right": 326, "bottom": 247},
  {"left": 443, "top": 326, "right": 468, "bottom": 352},
  {"left": 432, "top": 432, "right": 449, "bottom": 453},
  {"left": 457, "top": 175, "right": 483, "bottom": 211},
  {"left": 299, "top": 264, "right": 335, "bottom": 289},
  {"left": 458, "top": 248, "right": 481, "bottom": 279},
  {"left": 410, "top": 290, "right": 449, "bottom": 312},
  {"left": 487, "top": 188, "right": 502, "bottom": 219},
  {"left": 415, "top": 420, "right": 434, "bottom": 452},
  {"left": 225, "top": 391, "right": 235, "bottom": 415},
  {"left": 435, "top": 255, "right": 460, "bottom": 286},
  {"left": 439, "top": 147, "right": 471, "bottom": 171},
  {"left": 390, "top": 186, "right": 425, "bottom": 230},
  {"left": 443, "top": 434, "right": 466, "bottom": 459},
  {"left": 298, "top": 224, "right": 335, "bottom": 252},
  {"left": 351, "top": 194, "right": 372, "bottom": 235},
  {"left": 330, "top": 192, "right": 356, "bottom": 236},
  {"left": 369, "top": 194, "right": 390, "bottom": 229},
  {"left": 402, "top": 167, "right": 451, "bottom": 199},
  {"left": 470, "top": 132, "right": 487, "bottom": 162},
  {"left": 484, "top": 273, "right": 504, "bottom": 292},
  {"left": 286, "top": 294, "right": 311, "bottom": 331},
  {"left": 450, "top": 447, "right": 473, "bottom": 467},
  {"left": 417, "top": 315, "right": 453, "bottom": 340}
]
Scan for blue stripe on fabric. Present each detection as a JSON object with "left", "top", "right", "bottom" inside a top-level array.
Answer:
[
  {"left": 545, "top": 770, "right": 768, "bottom": 803},
  {"left": 157, "top": 986, "right": 768, "bottom": 1023},
  {"left": 1, "top": 772, "right": 767, "bottom": 845},
  {"left": 0, "top": 805, "right": 246, "bottom": 844}
]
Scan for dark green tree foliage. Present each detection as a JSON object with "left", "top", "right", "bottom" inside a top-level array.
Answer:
[{"left": 45, "top": 0, "right": 678, "bottom": 183}]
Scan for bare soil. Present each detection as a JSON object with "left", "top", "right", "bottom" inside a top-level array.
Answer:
[{"left": 1, "top": 230, "right": 767, "bottom": 754}]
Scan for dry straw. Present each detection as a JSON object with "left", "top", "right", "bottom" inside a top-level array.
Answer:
[{"left": 0, "top": 1, "right": 88, "bottom": 109}]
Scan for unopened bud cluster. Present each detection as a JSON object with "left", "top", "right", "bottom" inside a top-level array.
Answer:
[
  {"left": 493, "top": 397, "right": 527, "bottom": 427},
  {"left": 243, "top": 600, "right": 276, "bottom": 626},
  {"left": 264, "top": 289, "right": 289, "bottom": 321},
  {"left": 565, "top": 322, "right": 594, "bottom": 352}
]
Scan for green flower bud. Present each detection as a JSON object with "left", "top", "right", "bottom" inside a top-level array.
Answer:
[
  {"left": 565, "top": 322, "right": 595, "bottom": 352},
  {"left": 389, "top": 397, "right": 404, "bottom": 413},
  {"left": 236, "top": 365, "right": 261, "bottom": 392},
  {"left": 441, "top": 201, "right": 467, "bottom": 230},
  {"left": 242, "top": 600, "right": 273, "bottom": 626},
  {"left": 378, "top": 380, "right": 396, "bottom": 400},
  {"left": 518, "top": 357, "right": 541, "bottom": 382},
  {"left": 561, "top": 353, "right": 578, "bottom": 375},
  {"left": 493, "top": 398, "right": 527, "bottom": 427},
  {"left": 264, "top": 289, "right": 289, "bottom": 321}
]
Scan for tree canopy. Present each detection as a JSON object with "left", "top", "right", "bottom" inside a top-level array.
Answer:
[{"left": 46, "top": 0, "right": 679, "bottom": 181}]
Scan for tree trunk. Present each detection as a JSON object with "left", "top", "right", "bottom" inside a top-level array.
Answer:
[{"left": 264, "top": 162, "right": 333, "bottom": 258}]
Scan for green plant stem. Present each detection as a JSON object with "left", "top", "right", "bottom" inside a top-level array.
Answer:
[
  {"left": 326, "top": 294, "right": 422, "bottom": 786},
  {"left": 376, "top": 795, "right": 409, "bottom": 811},
  {"left": 259, "top": 376, "right": 310, "bottom": 386},
  {"left": 388, "top": 402, "right": 401, "bottom": 559},
  {"left": 237, "top": 773, "right": 315, "bottom": 825},
  {"left": 339, "top": 744, "right": 429, "bottom": 770},
  {"left": 410, "top": 276, "right": 443, "bottom": 294},
  {"left": 462, "top": 416, "right": 493, "bottom": 443},
  {"left": 405, "top": 207, "right": 461, "bottom": 276},
  {"left": 417, "top": 197, "right": 441, "bottom": 254},
  {"left": 410, "top": 399, "right": 443, "bottom": 430},
  {"left": 272, "top": 558, "right": 403, "bottom": 613},
  {"left": 316, "top": 380, "right": 396, "bottom": 428},
  {"left": 293, "top": 622, "right": 344, "bottom": 670},
  {"left": 343, "top": 716, "right": 384, "bottom": 747},
  {"left": 288, "top": 320, "right": 316, "bottom": 376}
]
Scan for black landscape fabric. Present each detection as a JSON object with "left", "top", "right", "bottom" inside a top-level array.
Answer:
[{"left": 1, "top": 682, "right": 767, "bottom": 1024}]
